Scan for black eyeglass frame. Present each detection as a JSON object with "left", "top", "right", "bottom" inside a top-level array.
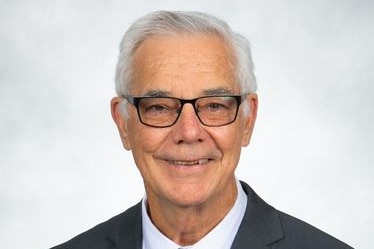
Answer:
[{"left": 122, "top": 94, "right": 246, "bottom": 128}]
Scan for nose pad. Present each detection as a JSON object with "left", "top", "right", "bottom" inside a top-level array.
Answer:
[
  {"left": 176, "top": 103, "right": 201, "bottom": 125},
  {"left": 172, "top": 104, "right": 205, "bottom": 143}
]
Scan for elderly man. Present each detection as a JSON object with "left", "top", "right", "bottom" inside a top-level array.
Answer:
[{"left": 52, "top": 11, "right": 352, "bottom": 249}]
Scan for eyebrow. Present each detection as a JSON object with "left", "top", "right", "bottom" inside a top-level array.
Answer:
[
  {"left": 141, "top": 87, "right": 234, "bottom": 97},
  {"left": 202, "top": 87, "right": 234, "bottom": 96},
  {"left": 142, "top": 90, "right": 171, "bottom": 97}
]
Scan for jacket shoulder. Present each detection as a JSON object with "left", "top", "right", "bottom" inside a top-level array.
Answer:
[
  {"left": 273, "top": 210, "right": 353, "bottom": 249},
  {"left": 237, "top": 181, "right": 353, "bottom": 249},
  {"left": 50, "top": 202, "right": 142, "bottom": 249}
]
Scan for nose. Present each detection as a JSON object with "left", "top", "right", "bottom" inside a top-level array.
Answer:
[{"left": 171, "top": 103, "right": 207, "bottom": 144}]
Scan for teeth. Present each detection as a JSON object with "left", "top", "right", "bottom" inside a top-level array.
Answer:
[
  {"left": 198, "top": 159, "right": 209, "bottom": 164},
  {"left": 169, "top": 159, "right": 209, "bottom": 166}
]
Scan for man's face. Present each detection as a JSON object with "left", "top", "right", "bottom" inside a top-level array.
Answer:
[{"left": 112, "top": 34, "right": 257, "bottom": 207}]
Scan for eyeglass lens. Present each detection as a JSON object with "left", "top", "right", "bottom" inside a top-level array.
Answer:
[{"left": 136, "top": 96, "right": 240, "bottom": 127}]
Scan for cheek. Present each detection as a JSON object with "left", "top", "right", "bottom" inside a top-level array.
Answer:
[
  {"left": 128, "top": 123, "right": 168, "bottom": 153},
  {"left": 210, "top": 127, "right": 243, "bottom": 158}
]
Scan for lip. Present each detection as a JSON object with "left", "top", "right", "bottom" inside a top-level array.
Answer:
[
  {"left": 164, "top": 158, "right": 211, "bottom": 166},
  {"left": 160, "top": 158, "right": 213, "bottom": 176},
  {"left": 154, "top": 150, "right": 221, "bottom": 173}
]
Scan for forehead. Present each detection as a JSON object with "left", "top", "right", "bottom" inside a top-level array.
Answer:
[{"left": 130, "top": 34, "right": 239, "bottom": 96}]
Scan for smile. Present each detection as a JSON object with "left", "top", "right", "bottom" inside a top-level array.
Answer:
[{"left": 165, "top": 158, "right": 210, "bottom": 166}]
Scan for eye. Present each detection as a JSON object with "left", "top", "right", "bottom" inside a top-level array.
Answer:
[
  {"left": 206, "top": 102, "right": 228, "bottom": 111},
  {"left": 143, "top": 104, "right": 171, "bottom": 114},
  {"left": 197, "top": 96, "right": 237, "bottom": 114},
  {"left": 139, "top": 98, "right": 179, "bottom": 116}
]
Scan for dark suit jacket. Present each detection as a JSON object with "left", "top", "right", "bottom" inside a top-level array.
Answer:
[{"left": 52, "top": 181, "right": 353, "bottom": 248}]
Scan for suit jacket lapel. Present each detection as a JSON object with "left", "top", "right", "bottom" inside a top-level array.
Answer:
[
  {"left": 231, "top": 182, "right": 284, "bottom": 249},
  {"left": 107, "top": 202, "right": 143, "bottom": 249},
  {"left": 105, "top": 182, "right": 283, "bottom": 249}
]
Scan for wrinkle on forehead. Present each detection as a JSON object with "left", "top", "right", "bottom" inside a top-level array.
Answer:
[
  {"left": 134, "top": 53, "right": 234, "bottom": 80},
  {"left": 130, "top": 34, "right": 238, "bottom": 95}
]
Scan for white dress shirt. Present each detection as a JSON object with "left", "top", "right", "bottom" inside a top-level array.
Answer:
[{"left": 142, "top": 179, "right": 247, "bottom": 249}]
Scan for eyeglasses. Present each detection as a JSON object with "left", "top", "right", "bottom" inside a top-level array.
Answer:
[{"left": 122, "top": 94, "right": 246, "bottom": 128}]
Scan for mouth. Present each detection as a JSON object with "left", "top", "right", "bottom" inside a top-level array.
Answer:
[{"left": 165, "top": 158, "right": 210, "bottom": 166}]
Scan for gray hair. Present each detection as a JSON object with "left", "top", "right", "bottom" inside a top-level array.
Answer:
[{"left": 115, "top": 10, "right": 257, "bottom": 115}]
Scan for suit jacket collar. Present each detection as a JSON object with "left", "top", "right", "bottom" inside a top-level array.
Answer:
[
  {"left": 106, "top": 181, "right": 283, "bottom": 249},
  {"left": 231, "top": 181, "right": 284, "bottom": 248},
  {"left": 107, "top": 203, "right": 143, "bottom": 249}
]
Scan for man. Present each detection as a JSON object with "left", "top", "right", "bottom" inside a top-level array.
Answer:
[{"left": 52, "top": 11, "right": 352, "bottom": 249}]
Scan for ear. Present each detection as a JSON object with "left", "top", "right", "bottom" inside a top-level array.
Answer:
[
  {"left": 111, "top": 97, "right": 132, "bottom": 150},
  {"left": 241, "top": 94, "right": 258, "bottom": 147}
]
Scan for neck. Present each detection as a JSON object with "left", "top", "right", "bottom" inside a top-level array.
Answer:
[{"left": 146, "top": 179, "right": 238, "bottom": 246}]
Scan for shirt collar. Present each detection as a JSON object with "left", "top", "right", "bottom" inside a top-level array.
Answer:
[{"left": 142, "top": 178, "right": 247, "bottom": 249}]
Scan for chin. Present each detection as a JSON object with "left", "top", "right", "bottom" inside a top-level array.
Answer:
[{"left": 166, "top": 184, "right": 215, "bottom": 207}]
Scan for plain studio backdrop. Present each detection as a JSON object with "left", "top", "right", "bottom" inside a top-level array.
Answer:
[{"left": 1, "top": 0, "right": 372, "bottom": 248}]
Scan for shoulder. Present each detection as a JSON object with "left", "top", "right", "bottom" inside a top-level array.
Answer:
[
  {"left": 238, "top": 181, "right": 353, "bottom": 249},
  {"left": 50, "top": 202, "right": 142, "bottom": 249},
  {"left": 274, "top": 211, "right": 352, "bottom": 249}
]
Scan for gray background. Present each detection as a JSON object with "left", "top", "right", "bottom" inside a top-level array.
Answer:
[{"left": 1, "top": 0, "right": 372, "bottom": 248}]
